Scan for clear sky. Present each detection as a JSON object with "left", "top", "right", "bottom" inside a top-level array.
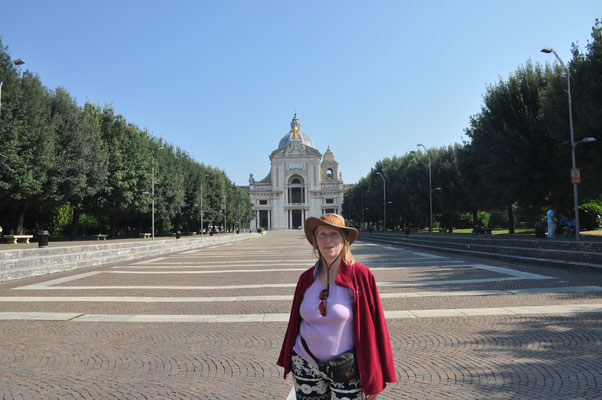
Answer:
[{"left": 1, "top": 1, "right": 599, "bottom": 185}]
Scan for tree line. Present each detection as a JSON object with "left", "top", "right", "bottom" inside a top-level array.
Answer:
[
  {"left": 0, "top": 40, "right": 253, "bottom": 239},
  {"left": 343, "top": 20, "right": 602, "bottom": 232}
]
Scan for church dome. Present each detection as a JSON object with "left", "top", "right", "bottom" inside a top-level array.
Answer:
[{"left": 278, "top": 114, "right": 315, "bottom": 149}]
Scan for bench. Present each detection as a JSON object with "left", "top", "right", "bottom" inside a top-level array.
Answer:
[
  {"left": 188, "top": 232, "right": 197, "bottom": 236},
  {"left": 3, "top": 235, "right": 34, "bottom": 244},
  {"left": 139, "top": 233, "right": 151, "bottom": 239},
  {"left": 93, "top": 234, "right": 108, "bottom": 240},
  {"left": 481, "top": 228, "right": 492, "bottom": 234},
  {"left": 437, "top": 228, "right": 446, "bottom": 233}
]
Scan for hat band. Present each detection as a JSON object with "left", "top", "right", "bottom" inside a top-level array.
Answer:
[{"left": 321, "top": 214, "right": 345, "bottom": 227}]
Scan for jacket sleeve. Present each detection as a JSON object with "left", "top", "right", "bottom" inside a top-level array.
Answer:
[{"left": 368, "top": 271, "right": 397, "bottom": 384}]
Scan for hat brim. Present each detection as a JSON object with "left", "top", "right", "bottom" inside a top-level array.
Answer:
[{"left": 304, "top": 217, "right": 358, "bottom": 246}]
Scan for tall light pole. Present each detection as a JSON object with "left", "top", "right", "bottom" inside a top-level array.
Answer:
[
  {"left": 417, "top": 144, "right": 435, "bottom": 234},
  {"left": 357, "top": 184, "right": 365, "bottom": 230},
  {"left": 0, "top": 58, "right": 25, "bottom": 118},
  {"left": 151, "top": 154, "right": 156, "bottom": 241},
  {"left": 376, "top": 172, "right": 386, "bottom": 233},
  {"left": 200, "top": 174, "right": 208, "bottom": 236},
  {"left": 541, "top": 47, "right": 581, "bottom": 239},
  {"left": 151, "top": 146, "right": 164, "bottom": 241}
]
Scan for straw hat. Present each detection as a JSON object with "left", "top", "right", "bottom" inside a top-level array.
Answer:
[{"left": 304, "top": 213, "right": 358, "bottom": 245}]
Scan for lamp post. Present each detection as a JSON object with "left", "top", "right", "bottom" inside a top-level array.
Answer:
[
  {"left": 151, "top": 146, "right": 164, "bottom": 241},
  {"left": 357, "top": 185, "right": 365, "bottom": 230},
  {"left": 541, "top": 47, "right": 585, "bottom": 240},
  {"left": 0, "top": 58, "right": 25, "bottom": 118},
  {"left": 376, "top": 172, "right": 386, "bottom": 233},
  {"left": 200, "top": 174, "right": 209, "bottom": 236},
  {"left": 151, "top": 155, "right": 156, "bottom": 241},
  {"left": 417, "top": 144, "right": 436, "bottom": 234}
]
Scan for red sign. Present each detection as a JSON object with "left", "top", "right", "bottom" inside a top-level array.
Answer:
[{"left": 571, "top": 168, "right": 581, "bottom": 184}]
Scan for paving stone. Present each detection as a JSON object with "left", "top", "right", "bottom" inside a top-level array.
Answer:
[{"left": 0, "top": 230, "right": 601, "bottom": 399}]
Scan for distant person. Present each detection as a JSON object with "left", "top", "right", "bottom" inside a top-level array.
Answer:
[
  {"left": 547, "top": 207, "right": 556, "bottom": 238},
  {"left": 278, "top": 213, "right": 396, "bottom": 399},
  {"left": 557, "top": 213, "right": 569, "bottom": 236}
]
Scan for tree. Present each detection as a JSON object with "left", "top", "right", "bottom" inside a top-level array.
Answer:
[
  {"left": 95, "top": 107, "right": 152, "bottom": 237},
  {"left": 0, "top": 61, "right": 55, "bottom": 234},
  {"left": 463, "top": 62, "right": 555, "bottom": 232},
  {"left": 47, "top": 90, "right": 107, "bottom": 239}
]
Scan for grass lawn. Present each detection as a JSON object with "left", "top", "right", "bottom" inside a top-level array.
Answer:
[{"left": 427, "top": 228, "right": 535, "bottom": 234}]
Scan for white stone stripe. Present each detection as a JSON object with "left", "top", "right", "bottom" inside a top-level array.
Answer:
[
  {"left": 0, "top": 295, "right": 294, "bottom": 302},
  {"left": 508, "top": 286, "right": 602, "bottom": 294},
  {"left": 14, "top": 271, "right": 103, "bottom": 290},
  {"left": 2, "top": 304, "right": 602, "bottom": 322},
  {"left": 378, "top": 277, "right": 535, "bottom": 286},
  {"left": 111, "top": 268, "right": 307, "bottom": 274},
  {"left": 133, "top": 257, "right": 167, "bottom": 265},
  {"left": 136, "top": 259, "right": 317, "bottom": 264},
  {"left": 0, "top": 312, "right": 83, "bottom": 321},
  {"left": 4, "top": 287, "right": 600, "bottom": 303},
  {"left": 15, "top": 284, "right": 298, "bottom": 290},
  {"left": 107, "top": 264, "right": 534, "bottom": 275},
  {"left": 412, "top": 252, "right": 446, "bottom": 259},
  {"left": 117, "top": 259, "right": 466, "bottom": 269}
]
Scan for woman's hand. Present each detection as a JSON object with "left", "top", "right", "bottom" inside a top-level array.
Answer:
[{"left": 366, "top": 394, "right": 379, "bottom": 400}]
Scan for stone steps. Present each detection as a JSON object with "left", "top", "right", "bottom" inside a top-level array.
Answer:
[
  {"left": 360, "top": 233, "right": 602, "bottom": 269},
  {"left": 0, "top": 234, "right": 258, "bottom": 282}
]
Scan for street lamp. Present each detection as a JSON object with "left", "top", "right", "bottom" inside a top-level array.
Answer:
[
  {"left": 357, "top": 184, "right": 365, "bottom": 230},
  {"left": 0, "top": 58, "right": 25, "bottom": 118},
  {"left": 541, "top": 47, "right": 592, "bottom": 240},
  {"left": 376, "top": 172, "right": 386, "bottom": 233},
  {"left": 151, "top": 146, "right": 165, "bottom": 240},
  {"left": 417, "top": 144, "right": 436, "bottom": 234},
  {"left": 200, "top": 174, "right": 209, "bottom": 236}
]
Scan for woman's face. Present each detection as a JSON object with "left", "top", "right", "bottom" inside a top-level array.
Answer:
[{"left": 315, "top": 225, "right": 344, "bottom": 262}]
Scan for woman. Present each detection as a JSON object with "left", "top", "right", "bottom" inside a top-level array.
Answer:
[{"left": 278, "top": 214, "right": 396, "bottom": 399}]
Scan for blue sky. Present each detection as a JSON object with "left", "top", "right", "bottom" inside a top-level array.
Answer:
[{"left": 1, "top": 1, "right": 599, "bottom": 185}]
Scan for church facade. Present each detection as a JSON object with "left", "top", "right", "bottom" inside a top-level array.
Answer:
[{"left": 248, "top": 114, "right": 345, "bottom": 230}]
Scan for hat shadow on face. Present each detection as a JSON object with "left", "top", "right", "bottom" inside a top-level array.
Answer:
[{"left": 304, "top": 214, "right": 358, "bottom": 246}]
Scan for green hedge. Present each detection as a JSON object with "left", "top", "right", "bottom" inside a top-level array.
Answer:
[{"left": 579, "top": 203, "right": 602, "bottom": 230}]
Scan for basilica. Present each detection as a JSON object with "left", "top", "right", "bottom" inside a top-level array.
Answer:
[{"left": 247, "top": 114, "right": 346, "bottom": 231}]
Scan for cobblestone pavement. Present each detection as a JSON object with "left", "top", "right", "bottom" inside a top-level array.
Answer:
[{"left": 1, "top": 231, "right": 601, "bottom": 399}]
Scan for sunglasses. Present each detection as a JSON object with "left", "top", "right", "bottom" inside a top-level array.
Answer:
[{"left": 318, "top": 289, "right": 328, "bottom": 316}]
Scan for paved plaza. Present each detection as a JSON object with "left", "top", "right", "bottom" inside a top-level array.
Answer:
[{"left": 1, "top": 231, "right": 602, "bottom": 399}]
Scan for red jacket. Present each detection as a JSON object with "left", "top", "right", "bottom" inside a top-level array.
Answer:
[{"left": 277, "top": 261, "right": 397, "bottom": 396}]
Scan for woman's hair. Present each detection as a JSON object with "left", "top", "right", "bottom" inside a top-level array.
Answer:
[{"left": 312, "top": 227, "right": 355, "bottom": 265}]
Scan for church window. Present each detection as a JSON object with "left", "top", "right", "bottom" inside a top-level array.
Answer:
[
  {"left": 259, "top": 200, "right": 267, "bottom": 205},
  {"left": 326, "top": 169, "right": 333, "bottom": 178},
  {"left": 325, "top": 199, "right": 334, "bottom": 204},
  {"left": 289, "top": 176, "right": 305, "bottom": 204}
]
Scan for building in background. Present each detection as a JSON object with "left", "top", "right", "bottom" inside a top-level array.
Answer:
[{"left": 247, "top": 114, "right": 345, "bottom": 230}]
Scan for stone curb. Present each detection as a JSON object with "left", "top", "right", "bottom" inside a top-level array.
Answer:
[
  {"left": 360, "top": 233, "right": 602, "bottom": 270},
  {"left": 0, "top": 233, "right": 259, "bottom": 282}
]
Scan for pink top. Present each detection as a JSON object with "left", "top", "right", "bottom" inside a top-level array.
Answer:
[{"left": 292, "top": 268, "right": 355, "bottom": 364}]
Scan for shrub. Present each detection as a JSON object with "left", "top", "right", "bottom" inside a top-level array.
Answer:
[
  {"left": 454, "top": 213, "right": 473, "bottom": 229},
  {"left": 579, "top": 203, "right": 602, "bottom": 230},
  {"left": 477, "top": 211, "right": 490, "bottom": 227},
  {"left": 488, "top": 211, "right": 508, "bottom": 228}
]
